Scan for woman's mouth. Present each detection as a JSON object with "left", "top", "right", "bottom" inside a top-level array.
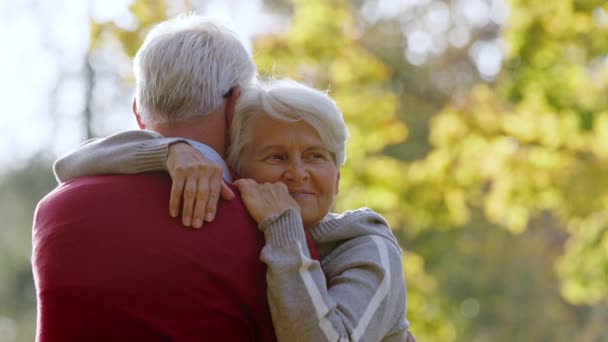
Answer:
[{"left": 289, "top": 190, "right": 314, "bottom": 199}]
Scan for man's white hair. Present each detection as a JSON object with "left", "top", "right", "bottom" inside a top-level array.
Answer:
[
  {"left": 134, "top": 14, "right": 256, "bottom": 124},
  {"left": 228, "top": 79, "right": 348, "bottom": 173}
]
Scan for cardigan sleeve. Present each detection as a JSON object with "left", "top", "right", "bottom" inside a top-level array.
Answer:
[
  {"left": 53, "top": 130, "right": 187, "bottom": 183},
  {"left": 259, "top": 209, "right": 408, "bottom": 342}
]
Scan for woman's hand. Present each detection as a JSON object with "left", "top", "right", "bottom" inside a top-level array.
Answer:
[
  {"left": 233, "top": 179, "right": 300, "bottom": 224},
  {"left": 167, "top": 142, "right": 235, "bottom": 228}
]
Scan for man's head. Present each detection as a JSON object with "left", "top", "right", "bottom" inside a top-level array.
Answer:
[{"left": 133, "top": 15, "right": 255, "bottom": 127}]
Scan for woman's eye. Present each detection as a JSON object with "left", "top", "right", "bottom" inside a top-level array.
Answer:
[
  {"left": 308, "top": 152, "right": 328, "bottom": 161},
  {"left": 266, "top": 154, "right": 286, "bottom": 161}
]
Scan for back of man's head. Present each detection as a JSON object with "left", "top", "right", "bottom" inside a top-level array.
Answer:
[{"left": 134, "top": 15, "right": 256, "bottom": 125}]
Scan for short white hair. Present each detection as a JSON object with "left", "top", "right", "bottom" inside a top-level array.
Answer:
[
  {"left": 134, "top": 14, "right": 256, "bottom": 124},
  {"left": 228, "top": 79, "right": 348, "bottom": 173}
]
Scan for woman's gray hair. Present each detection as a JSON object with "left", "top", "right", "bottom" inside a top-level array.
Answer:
[
  {"left": 228, "top": 79, "right": 348, "bottom": 173},
  {"left": 134, "top": 14, "right": 256, "bottom": 124}
]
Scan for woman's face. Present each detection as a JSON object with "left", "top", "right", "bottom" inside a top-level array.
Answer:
[{"left": 240, "top": 115, "right": 340, "bottom": 228}]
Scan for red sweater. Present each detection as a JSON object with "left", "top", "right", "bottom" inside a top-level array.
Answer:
[{"left": 32, "top": 173, "right": 278, "bottom": 341}]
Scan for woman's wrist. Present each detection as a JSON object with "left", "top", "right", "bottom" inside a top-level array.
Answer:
[{"left": 259, "top": 208, "right": 306, "bottom": 246}]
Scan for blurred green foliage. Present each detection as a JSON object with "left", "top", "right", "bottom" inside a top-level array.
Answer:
[
  {"left": 418, "top": 0, "right": 608, "bottom": 308},
  {"left": 2, "top": 0, "right": 608, "bottom": 341},
  {"left": 0, "top": 156, "right": 56, "bottom": 342}
]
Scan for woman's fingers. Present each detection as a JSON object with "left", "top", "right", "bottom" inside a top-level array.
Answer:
[
  {"left": 201, "top": 167, "right": 222, "bottom": 224},
  {"left": 190, "top": 176, "right": 208, "bottom": 228},
  {"left": 170, "top": 176, "right": 185, "bottom": 218},
  {"left": 166, "top": 142, "right": 231, "bottom": 228},
  {"left": 233, "top": 178, "right": 257, "bottom": 200},
  {"left": 181, "top": 176, "right": 198, "bottom": 227},
  {"left": 233, "top": 179, "right": 298, "bottom": 224},
  {"left": 220, "top": 181, "right": 235, "bottom": 201},
  {"left": 233, "top": 179, "right": 257, "bottom": 211},
  {"left": 187, "top": 165, "right": 222, "bottom": 228}
]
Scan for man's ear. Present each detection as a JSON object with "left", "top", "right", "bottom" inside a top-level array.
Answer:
[
  {"left": 225, "top": 85, "right": 241, "bottom": 129},
  {"left": 132, "top": 99, "right": 146, "bottom": 129}
]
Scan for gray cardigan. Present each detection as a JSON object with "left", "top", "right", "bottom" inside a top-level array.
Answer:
[
  {"left": 261, "top": 208, "right": 409, "bottom": 341},
  {"left": 54, "top": 130, "right": 410, "bottom": 341}
]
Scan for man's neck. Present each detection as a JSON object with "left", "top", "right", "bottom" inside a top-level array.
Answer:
[{"left": 150, "top": 109, "right": 227, "bottom": 158}]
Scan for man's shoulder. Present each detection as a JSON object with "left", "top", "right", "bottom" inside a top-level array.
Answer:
[
  {"left": 34, "top": 174, "right": 256, "bottom": 239},
  {"left": 35, "top": 174, "right": 170, "bottom": 222},
  {"left": 46, "top": 173, "right": 169, "bottom": 198},
  {"left": 35, "top": 173, "right": 255, "bottom": 231},
  {"left": 62, "top": 173, "right": 171, "bottom": 188}
]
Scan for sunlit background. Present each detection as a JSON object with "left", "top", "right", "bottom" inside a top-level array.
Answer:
[
  {"left": 1, "top": 0, "right": 608, "bottom": 341},
  {"left": 0, "top": 0, "right": 510, "bottom": 168},
  {"left": 0, "top": 0, "right": 283, "bottom": 168}
]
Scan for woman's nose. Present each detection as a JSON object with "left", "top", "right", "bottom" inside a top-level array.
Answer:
[{"left": 284, "top": 159, "right": 309, "bottom": 181}]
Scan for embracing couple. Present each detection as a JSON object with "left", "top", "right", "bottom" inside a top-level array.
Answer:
[{"left": 33, "top": 14, "right": 415, "bottom": 342}]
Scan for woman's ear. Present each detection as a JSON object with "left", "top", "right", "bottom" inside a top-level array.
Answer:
[{"left": 132, "top": 99, "right": 146, "bottom": 129}]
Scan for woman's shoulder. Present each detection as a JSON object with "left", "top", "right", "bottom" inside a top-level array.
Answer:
[
  {"left": 311, "top": 207, "right": 399, "bottom": 247},
  {"left": 325, "top": 207, "right": 385, "bottom": 223}
]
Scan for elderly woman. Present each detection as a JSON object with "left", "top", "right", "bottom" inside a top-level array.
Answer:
[{"left": 55, "top": 80, "right": 412, "bottom": 341}]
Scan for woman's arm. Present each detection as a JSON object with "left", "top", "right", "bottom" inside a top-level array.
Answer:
[
  {"left": 54, "top": 130, "right": 234, "bottom": 228},
  {"left": 263, "top": 211, "right": 407, "bottom": 341},
  {"left": 233, "top": 180, "right": 408, "bottom": 341},
  {"left": 53, "top": 130, "right": 183, "bottom": 183}
]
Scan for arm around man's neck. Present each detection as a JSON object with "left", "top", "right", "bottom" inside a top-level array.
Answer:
[{"left": 53, "top": 130, "right": 186, "bottom": 183}]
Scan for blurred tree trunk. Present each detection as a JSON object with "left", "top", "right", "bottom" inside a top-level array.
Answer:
[{"left": 83, "top": 52, "right": 95, "bottom": 140}]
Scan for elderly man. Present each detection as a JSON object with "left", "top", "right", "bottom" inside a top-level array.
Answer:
[{"left": 32, "top": 15, "right": 280, "bottom": 341}]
